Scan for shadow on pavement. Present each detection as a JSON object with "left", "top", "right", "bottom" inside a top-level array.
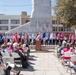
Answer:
[
  {"left": 14, "top": 55, "right": 37, "bottom": 72},
  {"left": 15, "top": 64, "right": 36, "bottom": 72}
]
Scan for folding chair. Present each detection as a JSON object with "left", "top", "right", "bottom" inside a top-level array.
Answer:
[
  {"left": 68, "top": 55, "right": 76, "bottom": 75},
  {"left": 2, "top": 56, "right": 16, "bottom": 75},
  {"left": 2, "top": 56, "right": 15, "bottom": 68},
  {"left": 11, "top": 52, "right": 21, "bottom": 67},
  {"left": 61, "top": 52, "right": 72, "bottom": 66}
]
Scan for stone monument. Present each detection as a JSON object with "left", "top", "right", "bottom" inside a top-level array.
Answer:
[{"left": 6, "top": 0, "right": 52, "bottom": 33}]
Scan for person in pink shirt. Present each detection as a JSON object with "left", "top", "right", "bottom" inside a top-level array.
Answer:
[
  {"left": 7, "top": 43, "right": 13, "bottom": 51},
  {"left": 61, "top": 43, "right": 73, "bottom": 60},
  {"left": 61, "top": 43, "right": 72, "bottom": 54}
]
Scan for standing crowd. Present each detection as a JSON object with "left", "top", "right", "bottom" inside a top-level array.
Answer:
[{"left": 0, "top": 32, "right": 75, "bottom": 46}]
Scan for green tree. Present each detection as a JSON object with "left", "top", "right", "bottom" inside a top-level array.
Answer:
[{"left": 54, "top": 0, "right": 76, "bottom": 27}]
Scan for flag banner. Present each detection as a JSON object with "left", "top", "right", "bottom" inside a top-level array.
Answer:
[{"left": 42, "top": 32, "right": 46, "bottom": 38}]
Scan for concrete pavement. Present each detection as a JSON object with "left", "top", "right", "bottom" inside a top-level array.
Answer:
[{"left": 14, "top": 51, "right": 72, "bottom": 75}]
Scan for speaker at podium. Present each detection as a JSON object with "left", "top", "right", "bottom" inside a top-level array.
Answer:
[{"left": 36, "top": 32, "right": 42, "bottom": 51}]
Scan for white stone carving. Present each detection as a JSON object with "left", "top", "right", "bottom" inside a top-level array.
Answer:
[{"left": 6, "top": 0, "right": 52, "bottom": 33}]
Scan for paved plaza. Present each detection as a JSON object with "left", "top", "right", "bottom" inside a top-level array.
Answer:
[{"left": 15, "top": 51, "right": 71, "bottom": 75}]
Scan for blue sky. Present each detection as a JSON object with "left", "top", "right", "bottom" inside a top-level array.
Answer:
[{"left": 0, "top": 0, "right": 56, "bottom": 15}]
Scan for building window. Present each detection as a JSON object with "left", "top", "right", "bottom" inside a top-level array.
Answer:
[
  {"left": 0, "top": 20, "right": 8, "bottom": 24},
  {"left": 67, "top": 27, "right": 71, "bottom": 31},
  {"left": 53, "top": 27, "right": 55, "bottom": 31},
  {"left": 11, "top": 26, "right": 18, "bottom": 29},
  {"left": 26, "top": 20, "right": 29, "bottom": 23},
  {"left": 11, "top": 20, "right": 20, "bottom": 24},
  {"left": 0, "top": 26, "right": 8, "bottom": 30},
  {"left": 61, "top": 27, "right": 63, "bottom": 31},
  {"left": 59, "top": 27, "right": 61, "bottom": 31},
  {"left": 64, "top": 27, "right": 67, "bottom": 31},
  {"left": 52, "top": 20, "right": 56, "bottom": 24},
  {"left": 55, "top": 27, "right": 58, "bottom": 31}
]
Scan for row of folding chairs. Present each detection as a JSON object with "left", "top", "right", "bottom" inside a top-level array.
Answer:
[{"left": 60, "top": 52, "right": 76, "bottom": 75}]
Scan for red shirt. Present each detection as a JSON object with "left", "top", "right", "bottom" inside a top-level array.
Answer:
[
  {"left": 18, "top": 47, "right": 24, "bottom": 53},
  {"left": 61, "top": 48, "right": 71, "bottom": 60},
  {"left": 63, "top": 48, "right": 70, "bottom": 52}
]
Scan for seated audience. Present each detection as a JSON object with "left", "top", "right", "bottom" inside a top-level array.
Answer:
[
  {"left": 13, "top": 42, "right": 29, "bottom": 68},
  {"left": 0, "top": 51, "right": 20, "bottom": 75},
  {"left": 22, "top": 44, "right": 28, "bottom": 53},
  {"left": 7, "top": 42, "right": 13, "bottom": 52},
  {"left": 17, "top": 43, "right": 24, "bottom": 53},
  {"left": 61, "top": 43, "right": 73, "bottom": 61},
  {"left": 57, "top": 41, "right": 66, "bottom": 57}
]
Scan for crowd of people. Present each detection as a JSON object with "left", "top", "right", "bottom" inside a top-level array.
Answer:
[
  {"left": 0, "top": 32, "right": 31, "bottom": 75},
  {"left": 57, "top": 40, "right": 76, "bottom": 73},
  {"left": 0, "top": 32, "right": 76, "bottom": 46},
  {"left": 0, "top": 41, "right": 30, "bottom": 75},
  {"left": 0, "top": 32, "right": 76, "bottom": 75}
]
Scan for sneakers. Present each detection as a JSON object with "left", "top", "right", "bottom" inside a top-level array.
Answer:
[{"left": 16, "top": 71, "right": 20, "bottom": 75}]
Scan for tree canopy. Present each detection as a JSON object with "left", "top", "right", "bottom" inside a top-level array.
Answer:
[{"left": 54, "top": 0, "right": 76, "bottom": 27}]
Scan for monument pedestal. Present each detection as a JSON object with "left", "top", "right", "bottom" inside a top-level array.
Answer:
[{"left": 36, "top": 41, "right": 42, "bottom": 51}]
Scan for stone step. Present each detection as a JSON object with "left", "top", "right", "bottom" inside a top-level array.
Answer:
[{"left": 29, "top": 45, "right": 56, "bottom": 50}]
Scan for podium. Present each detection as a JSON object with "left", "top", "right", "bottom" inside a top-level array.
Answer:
[{"left": 36, "top": 40, "right": 42, "bottom": 51}]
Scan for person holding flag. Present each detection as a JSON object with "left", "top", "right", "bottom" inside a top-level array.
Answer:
[
  {"left": 50, "top": 32, "right": 54, "bottom": 45},
  {"left": 68, "top": 33, "right": 71, "bottom": 43},
  {"left": 2, "top": 33, "right": 7, "bottom": 46},
  {"left": 71, "top": 33, "right": 75, "bottom": 44},
  {"left": 56, "top": 32, "right": 61, "bottom": 44},
  {"left": 31, "top": 33, "right": 34, "bottom": 45},
  {"left": 10, "top": 33, "right": 13, "bottom": 43},
  {"left": 25, "top": 33, "right": 29, "bottom": 44},
  {"left": 42, "top": 32, "right": 46, "bottom": 45},
  {"left": 60, "top": 32, "right": 65, "bottom": 44},
  {"left": 13, "top": 32, "right": 18, "bottom": 43},
  {"left": 20, "top": 33, "right": 24, "bottom": 44}
]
